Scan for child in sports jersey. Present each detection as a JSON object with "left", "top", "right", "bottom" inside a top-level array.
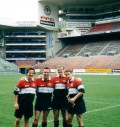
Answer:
[
  {"left": 65, "top": 69, "right": 86, "bottom": 127},
  {"left": 14, "top": 67, "right": 37, "bottom": 127}
]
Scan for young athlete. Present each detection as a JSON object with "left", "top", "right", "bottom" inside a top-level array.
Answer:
[
  {"left": 52, "top": 66, "right": 68, "bottom": 127},
  {"left": 32, "top": 67, "right": 54, "bottom": 127},
  {"left": 65, "top": 69, "right": 86, "bottom": 127},
  {"left": 14, "top": 67, "right": 37, "bottom": 127}
]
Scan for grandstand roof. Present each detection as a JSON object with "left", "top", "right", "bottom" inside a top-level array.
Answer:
[{"left": 39, "top": 0, "right": 120, "bottom": 8}]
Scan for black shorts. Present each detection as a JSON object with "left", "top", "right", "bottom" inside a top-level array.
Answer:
[
  {"left": 35, "top": 97, "right": 52, "bottom": 111},
  {"left": 14, "top": 102, "right": 33, "bottom": 119},
  {"left": 67, "top": 99, "right": 86, "bottom": 115},
  {"left": 52, "top": 96, "right": 68, "bottom": 110}
]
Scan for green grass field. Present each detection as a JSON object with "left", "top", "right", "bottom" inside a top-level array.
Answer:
[{"left": 0, "top": 74, "right": 120, "bottom": 127}]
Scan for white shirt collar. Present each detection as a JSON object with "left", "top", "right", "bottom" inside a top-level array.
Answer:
[{"left": 24, "top": 77, "right": 34, "bottom": 82}]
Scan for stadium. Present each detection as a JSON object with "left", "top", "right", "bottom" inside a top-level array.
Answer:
[
  {"left": 0, "top": 0, "right": 120, "bottom": 74},
  {"left": 0, "top": 0, "right": 120, "bottom": 127}
]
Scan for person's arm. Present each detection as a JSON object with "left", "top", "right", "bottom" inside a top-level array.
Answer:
[
  {"left": 14, "top": 95, "right": 19, "bottom": 109},
  {"left": 69, "top": 92, "right": 83, "bottom": 104},
  {"left": 69, "top": 78, "right": 84, "bottom": 104},
  {"left": 13, "top": 80, "right": 21, "bottom": 109}
]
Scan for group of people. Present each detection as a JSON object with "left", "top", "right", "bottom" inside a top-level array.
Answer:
[{"left": 13, "top": 66, "right": 86, "bottom": 127}]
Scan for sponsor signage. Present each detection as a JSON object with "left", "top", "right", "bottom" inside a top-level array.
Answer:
[
  {"left": 85, "top": 69, "right": 112, "bottom": 73},
  {"left": 40, "top": 16, "right": 55, "bottom": 26},
  {"left": 41, "top": 16, "right": 54, "bottom": 22}
]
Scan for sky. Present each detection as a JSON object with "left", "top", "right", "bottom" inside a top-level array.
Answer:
[{"left": 0, "top": 0, "right": 38, "bottom": 22}]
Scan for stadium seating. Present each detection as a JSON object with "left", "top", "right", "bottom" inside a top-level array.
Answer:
[
  {"left": 78, "top": 41, "right": 109, "bottom": 56},
  {"left": 33, "top": 56, "right": 120, "bottom": 70},
  {"left": 81, "top": 56, "right": 118, "bottom": 69},
  {"left": 57, "top": 39, "right": 120, "bottom": 57},
  {"left": 15, "top": 61, "right": 36, "bottom": 68},
  {"left": 0, "top": 57, "right": 19, "bottom": 73},
  {"left": 58, "top": 43, "right": 85, "bottom": 57},
  {"left": 101, "top": 40, "right": 120, "bottom": 55},
  {"left": 108, "top": 56, "right": 120, "bottom": 69},
  {"left": 90, "top": 21, "right": 120, "bottom": 32}
]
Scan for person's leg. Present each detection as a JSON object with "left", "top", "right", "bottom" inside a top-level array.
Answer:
[
  {"left": 67, "top": 113, "right": 74, "bottom": 127},
  {"left": 24, "top": 117, "right": 29, "bottom": 127},
  {"left": 14, "top": 118, "right": 21, "bottom": 127},
  {"left": 76, "top": 114, "right": 84, "bottom": 127},
  {"left": 42, "top": 110, "right": 50, "bottom": 127},
  {"left": 61, "top": 109, "right": 67, "bottom": 127},
  {"left": 32, "top": 110, "right": 41, "bottom": 127},
  {"left": 53, "top": 110, "right": 59, "bottom": 127}
]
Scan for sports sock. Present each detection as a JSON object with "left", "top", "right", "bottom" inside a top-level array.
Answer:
[
  {"left": 32, "top": 121, "right": 38, "bottom": 127},
  {"left": 42, "top": 120, "right": 47, "bottom": 127}
]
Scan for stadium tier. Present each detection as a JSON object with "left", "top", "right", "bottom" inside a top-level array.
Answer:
[
  {"left": 33, "top": 55, "right": 120, "bottom": 70},
  {"left": 0, "top": 57, "right": 19, "bottom": 73},
  {"left": 90, "top": 21, "right": 120, "bottom": 33}
]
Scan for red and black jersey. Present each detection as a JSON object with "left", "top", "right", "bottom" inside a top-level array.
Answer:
[
  {"left": 52, "top": 76, "right": 68, "bottom": 97},
  {"left": 35, "top": 76, "right": 55, "bottom": 98},
  {"left": 14, "top": 77, "right": 37, "bottom": 103},
  {"left": 67, "top": 77, "right": 85, "bottom": 99},
  {"left": 67, "top": 77, "right": 86, "bottom": 113}
]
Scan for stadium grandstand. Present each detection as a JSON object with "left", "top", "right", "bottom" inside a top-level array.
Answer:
[
  {"left": 0, "top": 0, "right": 120, "bottom": 74},
  {"left": 0, "top": 57, "right": 19, "bottom": 74}
]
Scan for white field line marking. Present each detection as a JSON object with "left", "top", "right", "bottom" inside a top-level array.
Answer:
[
  {"left": 86, "top": 104, "right": 120, "bottom": 114},
  {"left": 85, "top": 100, "right": 112, "bottom": 105},
  {"left": 85, "top": 97, "right": 120, "bottom": 103},
  {"left": 30, "top": 104, "right": 120, "bottom": 126}
]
